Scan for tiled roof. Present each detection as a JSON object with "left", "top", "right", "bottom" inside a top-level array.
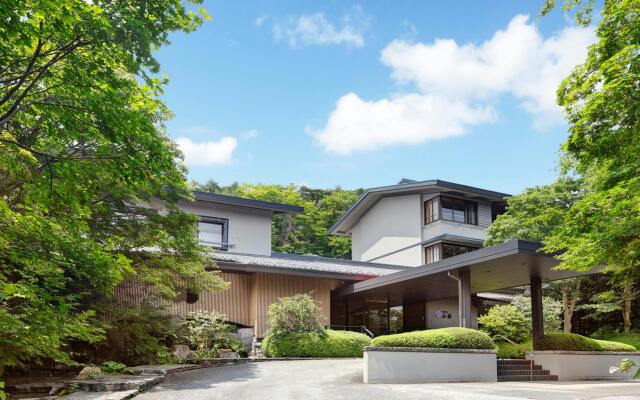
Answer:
[{"left": 212, "top": 251, "right": 407, "bottom": 278}]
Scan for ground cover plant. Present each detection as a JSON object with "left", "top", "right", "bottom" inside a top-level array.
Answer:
[{"left": 538, "top": 333, "right": 637, "bottom": 352}]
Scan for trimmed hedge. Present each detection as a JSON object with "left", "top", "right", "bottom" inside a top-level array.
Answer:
[
  {"left": 261, "top": 329, "right": 371, "bottom": 357},
  {"left": 538, "top": 333, "right": 637, "bottom": 352},
  {"left": 495, "top": 340, "right": 532, "bottom": 359},
  {"left": 371, "top": 327, "right": 495, "bottom": 350}
]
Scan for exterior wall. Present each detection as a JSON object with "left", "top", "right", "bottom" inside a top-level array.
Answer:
[
  {"left": 425, "top": 297, "right": 478, "bottom": 329},
  {"left": 250, "top": 272, "right": 336, "bottom": 337},
  {"left": 422, "top": 220, "right": 487, "bottom": 243},
  {"left": 526, "top": 351, "right": 640, "bottom": 380},
  {"left": 364, "top": 348, "right": 497, "bottom": 383},
  {"left": 168, "top": 272, "right": 252, "bottom": 327},
  {"left": 177, "top": 200, "right": 273, "bottom": 256},
  {"left": 351, "top": 195, "right": 422, "bottom": 266}
]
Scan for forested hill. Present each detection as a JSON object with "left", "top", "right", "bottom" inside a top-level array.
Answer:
[{"left": 194, "top": 180, "right": 364, "bottom": 259}]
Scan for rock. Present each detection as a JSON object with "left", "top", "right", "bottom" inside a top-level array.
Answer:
[
  {"left": 217, "top": 350, "right": 239, "bottom": 359},
  {"left": 171, "top": 344, "right": 193, "bottom": 361}
]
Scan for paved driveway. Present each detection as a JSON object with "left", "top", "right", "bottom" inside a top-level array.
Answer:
[{"left": 136, "top": 359, "right": 640, "bottom": 400}]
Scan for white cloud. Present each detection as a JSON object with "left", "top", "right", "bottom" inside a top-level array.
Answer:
[
  {"left": 271, "top": 8, "right": 369, "bottom": 48},
  {"left": 175, "top": 137, "right": 237, "bottom": 167},
  {"left": 312, "top": 14, "right": 595, "bottom": 154},
  {"left": 255, "top": 15, "right": 268, "bottom": 27}
]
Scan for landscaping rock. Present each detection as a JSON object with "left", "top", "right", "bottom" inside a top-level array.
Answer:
[{"left": 171, "top": 344, "right": 193, "bottom": 361}]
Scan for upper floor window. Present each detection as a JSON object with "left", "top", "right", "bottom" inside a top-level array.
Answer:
[
  {"left": 198, "top": 217, "right": 229, "bottom": 250},
  {"left": 424, "top": 242, "right": 479, "bottom": 264},
  {"left": 424, "top": 196, "right": 477, "bottom": 225}
]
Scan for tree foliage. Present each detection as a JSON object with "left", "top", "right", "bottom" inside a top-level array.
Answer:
[
  {"left": 266, "top": 294, "right": 325, "bottom": 337},
  {"left": 478, "top": 304, "right": 530, "bottom": 343},
  {"left": 0, "top": 0, "right": 226, "bottom": 372}
]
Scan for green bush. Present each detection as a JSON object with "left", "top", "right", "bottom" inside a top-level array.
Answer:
[
  {"left": 100, "top": 361, "right": 133, "bottom": 375},
  {"left": 539, "top": 333, "right": 637, "bottom": 352},
  {"left": 478, "top": 305, "right": 530, "bottom": 343},
  {"left": 266, "top": 294, "right": 324, "bottom": 336},
  {"left": 592, "top": 331, "right": 640, "bottom": 350},
  {"left": 262, "top": 330, "right": 371, "bottom": 357},
  {"left": 178, "top": 310, "right": 246, "bottom": 357},
  {"left": 371, "top": 327, "right": 495, "bottom": 350},
  {"left": 511, "top": 294, "right": 562, "bottom": 333},
  {"left": 495, "top": 340, "right": 532, "bottom": 359}
]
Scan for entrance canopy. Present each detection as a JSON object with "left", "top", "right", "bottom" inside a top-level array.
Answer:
[{"left": 334, "top": 240, "right": 599, "bottom": 306}]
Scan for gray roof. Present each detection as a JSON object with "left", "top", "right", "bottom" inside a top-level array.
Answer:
[
  {"left": 329, "top": 179, "right": 510, "bottom": 235},
  {"left": 212, "top": 252, "right": 407, "bottom": 280},
  {"left": 193, "top": 191, "right": 304, "bottom": 214}
]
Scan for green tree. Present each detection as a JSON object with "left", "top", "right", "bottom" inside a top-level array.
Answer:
[
  {"left": 511, "top": 294, "right": 563, "bottom": 333},
  {"left": 539, "top": 0, "right": 640, "bottom": 331},
  {"left": 0, "top": 0, "right": 226, "bottom": 372}
]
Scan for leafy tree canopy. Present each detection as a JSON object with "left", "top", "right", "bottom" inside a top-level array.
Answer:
[{"left": 0, "top": 0, "right": 226, "bottom": 372}]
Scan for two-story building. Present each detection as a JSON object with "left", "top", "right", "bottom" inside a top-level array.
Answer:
[{"left": 141, "top": 179, "right": 594, "bottom": 348}]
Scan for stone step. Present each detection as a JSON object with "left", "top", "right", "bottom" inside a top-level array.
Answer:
[
  {"left": 498, "top": 374, "right": 558, "bottom": 382},
  {"left": 498, "top": 369, "right": 550, "bottom": 376},
  {"left": 498, "top": 364, "right": 542, "bottom": 371},
  {"left": 497, "top": 359, "right": 534, "bottom": 366}
]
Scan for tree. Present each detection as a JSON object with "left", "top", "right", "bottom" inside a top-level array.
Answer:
[
  {"left": 511, "top": 294, "right": 563, "bottom": 333},
  {"left": 539, "top": 0, "right": 640, "bottom": 331},
  {"left": 0, "top": 0, "right": 226, "bottom": 371}
]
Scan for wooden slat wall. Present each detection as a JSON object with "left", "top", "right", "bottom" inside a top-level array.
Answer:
[
  {"left": 168, "top": 272, "right": 252, "bottom": 327},
  {"left": 251, "top": 272, "right": 334, "bottom": 337}
]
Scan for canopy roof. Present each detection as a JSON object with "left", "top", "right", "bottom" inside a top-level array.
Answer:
[{"left": 334, "top": 240, "right": 599, "bottom": 305}]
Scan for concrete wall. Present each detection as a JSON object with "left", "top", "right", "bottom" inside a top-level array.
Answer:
[
  {"left": 177, "top": 200, "right": 273, "bottom": 256},
  {"left": 526, "top": 351, "right": 640, "bottom": 380},
  {"left": 364, "top": 348, "right": 497, "bottom": 383},
  {"left": 422, "top": 220, "right": 487, "bottom": 243},
  {"left": 351, "top": 195, "right": 422, "bottom": 266},
  {"left": 425, "top": 297, "right": 478, "bottom": 329}
]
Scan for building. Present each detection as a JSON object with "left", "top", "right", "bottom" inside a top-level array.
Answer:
[{"left": 162, "top": 179, "right": 595, "bottom": 349}]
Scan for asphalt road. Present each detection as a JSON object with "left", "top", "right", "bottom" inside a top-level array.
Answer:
[{"left": 135, "top": 359, "right": 640, "bottom": 400}]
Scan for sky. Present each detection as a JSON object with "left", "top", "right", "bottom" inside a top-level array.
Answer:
[{"left": 156, "top": 1, "right": 596, "bottom": 195}]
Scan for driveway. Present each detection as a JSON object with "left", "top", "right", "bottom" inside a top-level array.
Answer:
[{"left": 136, "top": 359, "right": 640, "bottom": 400}]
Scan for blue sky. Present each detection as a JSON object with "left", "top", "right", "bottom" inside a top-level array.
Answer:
[{"left": 156, "top": 1, "right": 595, "bottom": 195}]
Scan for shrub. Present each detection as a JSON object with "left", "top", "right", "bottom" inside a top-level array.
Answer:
[
  {"left": 538, "top": 333, "right": 637, "bottom": 352},
  {"left": 76, "top": 366, "right": 103, "bottom": 380},
  {"left": 266, "top": 294, "right": 324, "bottom": 336},
  {"left": 478, "top": 305, "right": 530, "bottom": 343},
  {"left": 511, "top": 294, "right": 562, "bottom": 333},
  {"left": 100, "top": 361, "right": 133, "bottom": 375},
  {"left": 179, "top": 310, "right": 245, "bottom": 357},
  {"left": 591, "top": 330, "right": 640, "bottom": 350},
  {"left": 262, "top": 330, "right": 371, "bottom": 357},
  {"left": 495, "top": 340, "right": 532, "bottom": 359},
  {"left": 371, "top": 327, "right": 495, "bottom": 350}
]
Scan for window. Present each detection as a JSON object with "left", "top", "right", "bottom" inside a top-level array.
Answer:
[
  {"left": 198, "top": 217, "right": 228, "bottom": 250},
  {"left": 441, "top": 243, "right": 478, "bottom": 258},
  {"left": 425, "top": 244, "right": 441, "bottom": 264},
  {"left": 424, "top": 196, "right": 478, "bottom": 225},
  {"left": 425, "top": 242, "right": 478, "bottom": 264},
  {"left": 424, "top": 197, "right": 439, "bottom": 224}
]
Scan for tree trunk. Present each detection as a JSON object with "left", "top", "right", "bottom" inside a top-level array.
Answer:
[
  {"left": 562, "top": 280, "right": 581, "bottom": 333},
  {"left": 623, "top": 285, "right": 632, "bottom": 334}
]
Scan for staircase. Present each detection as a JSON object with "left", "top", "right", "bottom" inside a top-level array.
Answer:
[{"left": 497, "top": 359, "right": 558, "bottom": 382}]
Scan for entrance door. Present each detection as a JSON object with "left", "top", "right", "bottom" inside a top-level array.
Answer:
[{"left": 403, "top": 302, "right": 425, "bottom": 332}]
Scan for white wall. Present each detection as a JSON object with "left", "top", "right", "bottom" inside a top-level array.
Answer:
[
  {"left": 422, "top": 220, "right": 487, "bottom": 242},
  {"left": 351, "top": 195, "right": 422, "bottom": 266},
  {"left": 177, "top": 200, "right": 273, "bottom": 256}
]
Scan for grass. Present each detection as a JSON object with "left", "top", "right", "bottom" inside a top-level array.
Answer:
[{"left": 593, "top": 332, "right": 640, "bottom": 350}]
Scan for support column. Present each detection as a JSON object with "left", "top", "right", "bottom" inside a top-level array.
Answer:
[
  {"left": 458, "top": 269, "right": 472, "bottom": 328},
  {"left": 530, "top": 276, "right": 544, "bottom": 350}
]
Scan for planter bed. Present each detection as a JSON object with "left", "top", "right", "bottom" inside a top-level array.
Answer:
[
  {"left": 364, "top": 347, "right": 497, "bottom": 383},
  {"left": 526, "top": 351, "right": 640, "bottom": 380}
]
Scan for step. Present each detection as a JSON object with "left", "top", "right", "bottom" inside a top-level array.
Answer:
[
  {"left": 497, "top": 364, "right": 542, "bottom": 371},
  {"left": 498, "top": 369, "right": 550, "bottom": 376},
  {"left": 498, "top": 374, "right": 558, "bottom": 382},
  {"left": 497, "top": 359, "right": 534, "bottom": 366}
]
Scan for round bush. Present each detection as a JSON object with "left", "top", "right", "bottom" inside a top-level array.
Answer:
[
  {"left": 539, "top": 333, "right": 637, "bottom": 352},
  {"left": 262, "top": 330, "right": 371, "bottom": 357},
  {"left": 478, "top": 304, "right": 529, "bottom": 343},
  {"left": 371, "top": 327, "right": 495, "bottom": 350}
]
